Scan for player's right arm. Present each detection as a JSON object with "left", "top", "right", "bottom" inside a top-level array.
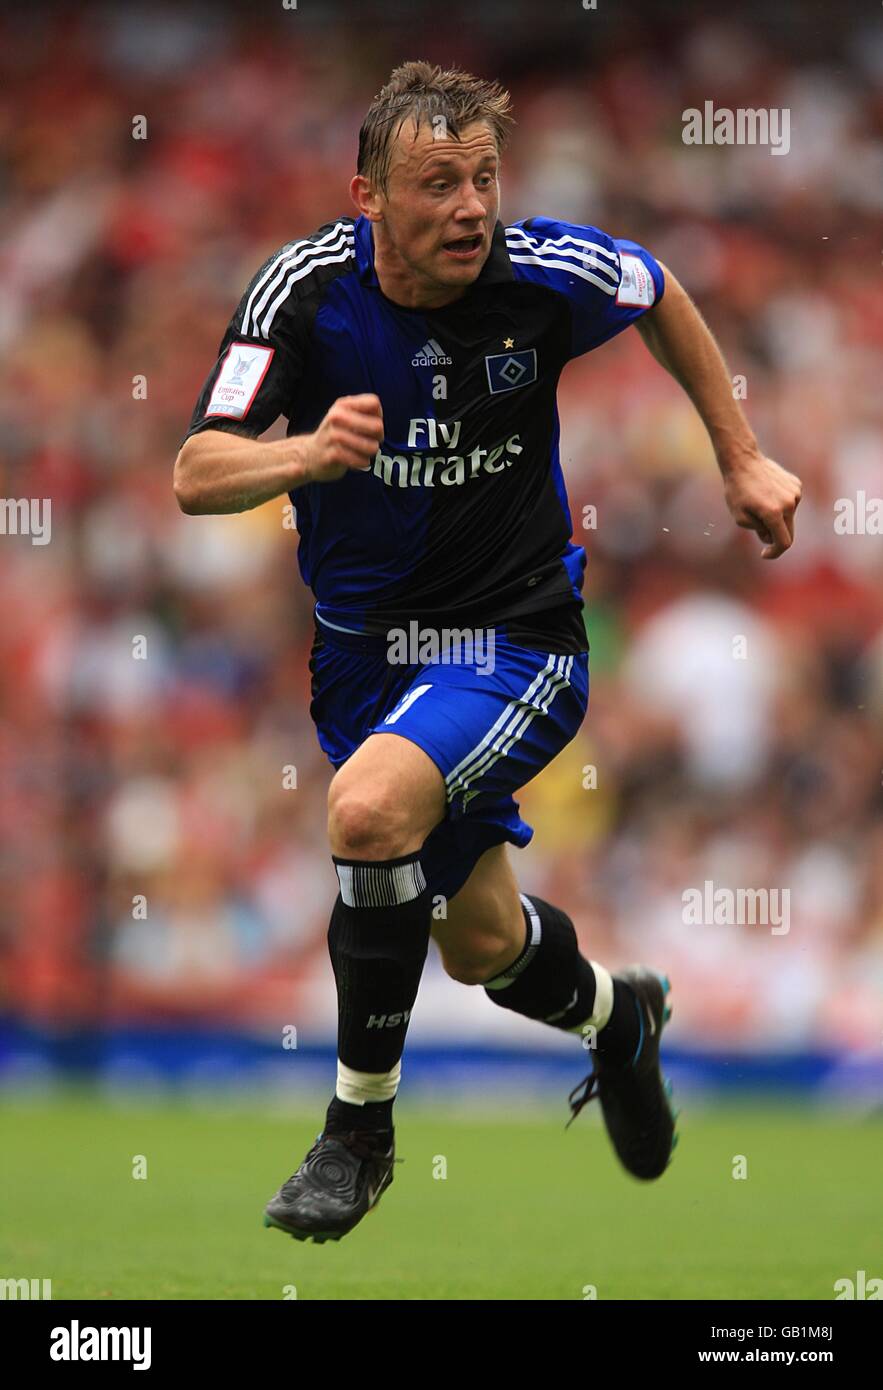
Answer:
[
  {"left": 174, "top": 234, "right": 383, "bottom": 514},
  {"left": 173, "top": 394, "right": 384, "bottom": 515}
]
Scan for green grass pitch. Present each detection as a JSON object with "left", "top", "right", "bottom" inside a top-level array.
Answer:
[{"left": 2, "top": 1090, "right": 880, "bottom": 1300}]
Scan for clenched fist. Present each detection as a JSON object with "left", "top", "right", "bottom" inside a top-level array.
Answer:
[
  {"left": 302, "top": 394, "right": 385, "bottom": 483},
  {"left": 723, "top": 452, "right": 803, "bottom": 559}
]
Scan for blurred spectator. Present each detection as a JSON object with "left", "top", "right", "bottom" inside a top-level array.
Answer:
[{"left": 1, "top": 1, "right": 881, "bottom": 1052}]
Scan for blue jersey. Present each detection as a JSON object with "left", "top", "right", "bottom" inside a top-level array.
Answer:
[{"left": 184, "top": 214, "right": 664, "bottom": 642}]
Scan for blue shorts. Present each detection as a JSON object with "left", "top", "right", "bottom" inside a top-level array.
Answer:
[{"left": 308, "top": 616, "right": 589, "bottom": 900}]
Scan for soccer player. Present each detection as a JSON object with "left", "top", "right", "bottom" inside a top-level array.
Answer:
[{"left": 174, "top": 62, "right": 802, "bottom": 1243}]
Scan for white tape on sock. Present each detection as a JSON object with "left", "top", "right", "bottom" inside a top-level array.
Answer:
[
  {"left": 567, "top": 960, "right": 614, "bottom": 1034},
  {"left": 336, "top": 1058, "right": 401, "bottom": 1105},
  {"left": 483, "top": 893, "right": 542, "bottom": 991}
]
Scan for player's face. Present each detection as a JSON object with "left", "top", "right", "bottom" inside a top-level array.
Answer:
[{"left": 360, "top": 119, "right": 500, "bottom": 307}]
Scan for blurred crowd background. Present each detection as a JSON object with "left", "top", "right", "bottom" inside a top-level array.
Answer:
[{"left": 1, "top": 0, "right": 882, "bottom": 1077}]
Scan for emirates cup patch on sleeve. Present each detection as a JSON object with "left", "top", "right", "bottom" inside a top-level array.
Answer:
[
  {"left": 615, "top": 255, "right": 656, "bottom": 308},
  {"left": 206, "top": 343, "right": 274, "bottom": 419}
]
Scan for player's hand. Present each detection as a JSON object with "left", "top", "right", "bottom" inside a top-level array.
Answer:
[
  {"left": 302, "top": 394, "right": 385, "bottom": 483},
  {"left": 722, "top": 452, "right": 803, "bottom": 559}
]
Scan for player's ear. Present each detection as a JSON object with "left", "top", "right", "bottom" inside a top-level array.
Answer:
[{"left": 350, "top": 174, "right": 384, "bottom": 222}]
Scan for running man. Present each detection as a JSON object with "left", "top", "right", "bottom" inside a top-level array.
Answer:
[{"left": 174, "top": 61, "right": 801, "bottom": 1242}]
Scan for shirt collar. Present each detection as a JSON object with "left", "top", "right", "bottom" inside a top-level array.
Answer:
[{"left": 354, "top": 215, "right": 513, "bottom": 294}]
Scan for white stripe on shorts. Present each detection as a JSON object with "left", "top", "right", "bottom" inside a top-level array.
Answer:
[{"left": 445, "top": 655, "right": 574, "bottom": 800}]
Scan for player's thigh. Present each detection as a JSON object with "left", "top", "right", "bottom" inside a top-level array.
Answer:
[
  {"left": 327, "top": 731, "right": 447, "bottom": 859},
  {"left": 431, "top": 843, "right": 525, "bottom": 977}
]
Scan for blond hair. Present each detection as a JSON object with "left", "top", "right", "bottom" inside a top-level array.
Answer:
[{"left": 357, "top": 60, "right": 515, "bottom": 192}]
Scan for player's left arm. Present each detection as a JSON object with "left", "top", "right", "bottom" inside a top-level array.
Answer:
[{"left": 634, "top": 263, "right": 802, "bottom": 559}]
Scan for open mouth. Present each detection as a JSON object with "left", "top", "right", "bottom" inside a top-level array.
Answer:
[{"left": 442, "top": 233, "right": 483, "bottom": 259}]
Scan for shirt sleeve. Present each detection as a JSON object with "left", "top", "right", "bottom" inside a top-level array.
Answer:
[
  {"left": 507, "top": 216, "right": 665, "bottom": 361},
  {"left": 181, "top": 248, "right": 310, "bottom": 445}
]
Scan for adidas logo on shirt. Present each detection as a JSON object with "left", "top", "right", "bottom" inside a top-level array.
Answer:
[{"left": 412, "top": 338, "right": 452, "bottom": 366}]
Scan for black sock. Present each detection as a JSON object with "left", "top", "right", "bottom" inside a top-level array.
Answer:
[
  {"left": 482, "top": 894, "right": 641, "bottom": 1064},
  {"left": 325, "top": 851, "right": 431, "bottom": 1134},
  {"left": 325, "top": 1094, "right": 394, "bottom": 1136}
]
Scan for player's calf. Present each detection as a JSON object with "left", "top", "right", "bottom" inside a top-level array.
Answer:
[
  {"left": 479, "top": 894, "right": 643, "bottom": 1064},
  {"left": 474, "top": 893, "right": 680, "bottom": 1177}
]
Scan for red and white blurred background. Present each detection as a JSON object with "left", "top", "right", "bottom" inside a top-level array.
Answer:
[{"left": 1, "top": 0, "right": 881, "bottom": 1094}]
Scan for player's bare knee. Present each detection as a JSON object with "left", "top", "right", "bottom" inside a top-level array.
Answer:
[{"left": 327, "top": 782, "right": 417, "bottom": 861}]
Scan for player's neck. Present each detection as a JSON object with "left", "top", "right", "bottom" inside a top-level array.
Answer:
[{"left": 372, "top": 235, "right": 468, "bottom": 311}]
